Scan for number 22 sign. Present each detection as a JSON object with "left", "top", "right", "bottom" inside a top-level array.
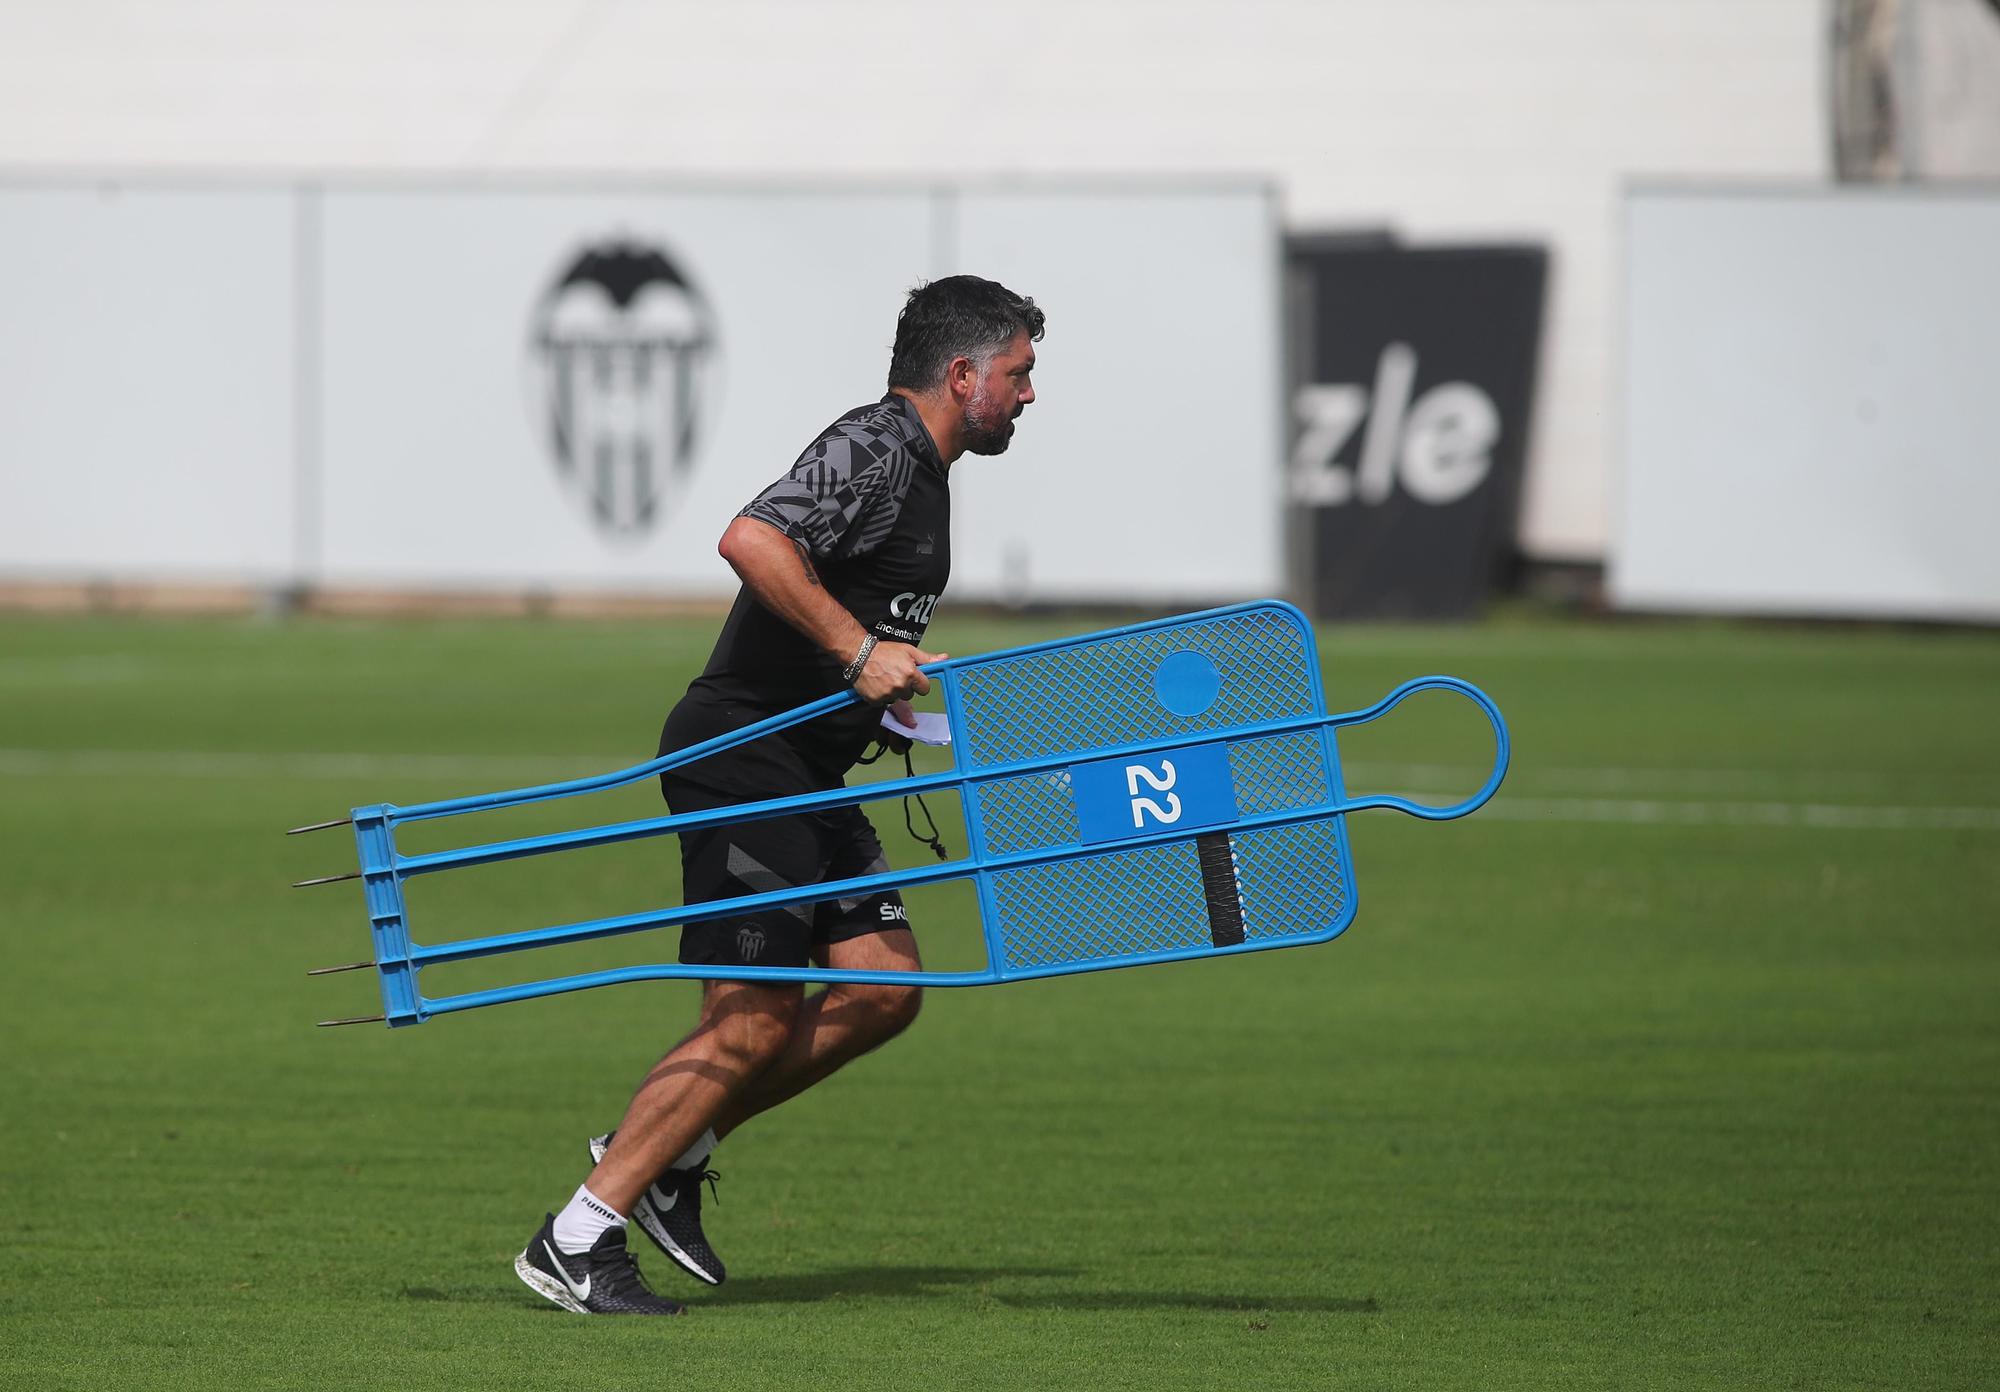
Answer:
[{"left": 1069, "top": 741, "right": 1240, "bottom": 846}]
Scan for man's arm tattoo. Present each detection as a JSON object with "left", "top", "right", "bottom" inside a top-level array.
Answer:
[{"left": 792, "top": 538, "right": 822, "bottom": 587}]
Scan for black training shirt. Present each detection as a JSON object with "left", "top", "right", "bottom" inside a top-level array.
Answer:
[{"left": 661, "top": 393, "right": 952, "bottom": 791}]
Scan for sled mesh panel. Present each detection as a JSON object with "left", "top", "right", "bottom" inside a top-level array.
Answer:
[
  {"left": 989, "top": 819, "right": 1348, "bottom": 973},
  {"left": 953, "top": 609, "right": 1318, "bottom": 770}
]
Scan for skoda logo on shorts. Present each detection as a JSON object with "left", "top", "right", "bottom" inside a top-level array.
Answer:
[
  {"left": 735, "top": 924, "right": 766, "bottom": 960},
  {"left": 528, "top": 238, "right": 720, "bottom": 541}
]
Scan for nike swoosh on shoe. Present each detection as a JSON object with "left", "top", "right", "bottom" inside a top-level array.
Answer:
[{"left": 542, "top": 1240, "right": 591, "bottom": 1301}]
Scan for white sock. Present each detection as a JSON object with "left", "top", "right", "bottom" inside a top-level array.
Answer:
[
  {"left": 672, "top": 1128, "right": 717, "bottom": 1172},
  {"left": 551, "top": 1184, "right": 625, "bottom": 1255}
]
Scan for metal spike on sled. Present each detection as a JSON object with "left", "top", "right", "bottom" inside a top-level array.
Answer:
[{"left": 295, "top": 600, "right": 1508, "bottom": 1027}]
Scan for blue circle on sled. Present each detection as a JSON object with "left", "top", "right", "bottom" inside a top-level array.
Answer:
[{"left": 1154, "top": 649, "right": 1222, "bottom": 717}]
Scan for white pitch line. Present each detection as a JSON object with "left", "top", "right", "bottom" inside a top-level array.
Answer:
[
  {"left": 3, "top": 748, "right": 1996, "bottom": 832},
  {"left": 0, "top": 747, "right": 606, "bottom": 782},
  {"left": 1342, "top": 760, "right": 1892, "bottom": 798},
  {"left": 0, "top": 655, "right": 150, "bottom": 686},
  {"left": 0, "top": 748, "right": 1908, "bottom": 796}
]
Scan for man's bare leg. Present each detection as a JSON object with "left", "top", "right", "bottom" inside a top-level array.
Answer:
[
  {"left": 713, "top": 926, "right": 924, "bottom": 1138},
  {"left": 552, "top": 928, "right": 922, "bottom": 1293},
  {"left": 584, "top": 978, "right": 801, "bottom": 1215}
]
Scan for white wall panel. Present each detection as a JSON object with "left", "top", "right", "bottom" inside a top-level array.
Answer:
[
  {"left": 948, "top": 187, "right": 1282, "bottom": 602},
  {"left": 0, "top": 185, "right": 295, "bottom": 580},
  {"left": 1615, "top": 187, "right": 2000, "bottom": 622}
]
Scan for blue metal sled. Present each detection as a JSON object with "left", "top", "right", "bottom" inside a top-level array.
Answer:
[{"left": 295, "top": 600, "right": 1508, "bottom": 1026}]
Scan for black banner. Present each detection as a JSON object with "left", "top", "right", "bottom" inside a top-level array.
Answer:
[{"left": 1288, "top": 241, "right": 1548, "bottom": 619}]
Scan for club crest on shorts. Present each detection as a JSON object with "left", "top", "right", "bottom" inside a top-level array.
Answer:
[
  {"left": 735, "top": 924, "right": 766, "bottom": 960},
  {"left": 528, "top": 239, "right": 719, "bottom": 540}
]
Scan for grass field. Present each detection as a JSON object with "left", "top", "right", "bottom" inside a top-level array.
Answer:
[{"left": 1, "top": 608, "right": 1996, "bottom": 1390}]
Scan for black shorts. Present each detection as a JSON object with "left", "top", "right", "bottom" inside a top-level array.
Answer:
[{"left": 664, "top": 772, "right": 910, "bottom": 971}]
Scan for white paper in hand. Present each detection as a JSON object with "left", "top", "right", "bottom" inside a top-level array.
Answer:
[{"left": 880, "top": 709, "right": 952, "bottom": 746}]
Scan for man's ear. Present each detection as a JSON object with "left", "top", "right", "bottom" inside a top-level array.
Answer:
[{"left": 946, "top": 354, "right": 977, "bottom": 403}]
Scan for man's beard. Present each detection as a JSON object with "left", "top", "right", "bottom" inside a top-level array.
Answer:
[{"left": 961, "top": 385, "right": 1016, "bottom": 456}]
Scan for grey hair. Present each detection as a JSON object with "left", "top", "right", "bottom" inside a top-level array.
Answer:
[{"left": 887, "top": 275, "right": 1045, "bottom": 391}]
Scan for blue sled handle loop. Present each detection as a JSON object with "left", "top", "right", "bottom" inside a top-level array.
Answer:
[{"left": 1329, "top": 676, "right": 1510, "bottom": 821}]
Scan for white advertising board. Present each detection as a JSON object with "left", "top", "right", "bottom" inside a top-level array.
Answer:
[
  {"left": 0, "top": 185, "right": 297, "bottom": 581},
  {"left": 315, "top": 182, "right": 1281, "bottom": 601},
  {"left": 315, "top": 187, "right": 933, "bottom": 594},
  {"left": 1616, "top": 188, "right": 2000, "bottom": 622}
]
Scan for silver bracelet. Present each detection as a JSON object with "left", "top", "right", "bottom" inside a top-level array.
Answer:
[{"left": 841, "top": 633, "right": 879, "bottom": 685}]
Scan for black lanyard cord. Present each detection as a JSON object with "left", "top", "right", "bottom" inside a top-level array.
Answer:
[
  {"left": 899, "top": 746, "right": 950, "bottom": 861},
  {"left": 855, "top": 736, "right": 949, "bottom": 861}
]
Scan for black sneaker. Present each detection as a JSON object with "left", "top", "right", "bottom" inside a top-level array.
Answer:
[
  {"left": 514, "top": 1213, "right": 686, "bottom": 1315},
  {"left": 590, "top": 1131, "right": 727, "bottom": 1286}
]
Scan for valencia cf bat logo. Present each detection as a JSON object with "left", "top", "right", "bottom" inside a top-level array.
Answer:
[{"left": 528, "top": 239, "right": 720, "bottom": 540}]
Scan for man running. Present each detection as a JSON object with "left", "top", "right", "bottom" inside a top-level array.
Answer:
[{"left": 517, "top": 275, "right": 1044, "bottom": 1315}]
